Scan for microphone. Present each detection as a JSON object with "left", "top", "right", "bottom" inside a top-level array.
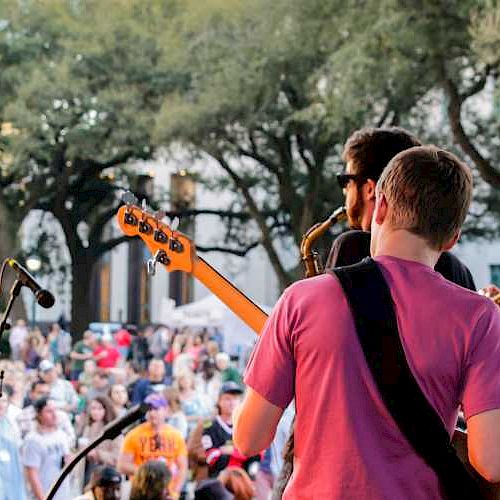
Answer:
[
  {"left": 7, "top": 258, "right": 55, "bottom": 308},
  {"left": 101, "top": 403, "right": 149, "bottom": 440}
]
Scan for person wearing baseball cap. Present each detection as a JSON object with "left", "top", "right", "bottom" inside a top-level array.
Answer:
[
  {"left": 193, "top": 381, "right": 261, "bottom": 481},
  {"left": 117, "top": 394, "right": 187, "bottom": 499},
  {"left": 73, "top": 465, "right": 122, "bottom": 500},
  {"left": 219, "top": 382, "right": 244, "bottom": 397},
  {"left": 38, "top": 359, "right": 78, "bottom": 414}
]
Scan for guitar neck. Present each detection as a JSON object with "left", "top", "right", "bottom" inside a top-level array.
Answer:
[{"left": 192, "top": 257, "right": 268, "bottom": 335}]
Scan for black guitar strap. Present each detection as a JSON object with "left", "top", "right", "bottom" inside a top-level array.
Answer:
[{"left": 331, "top": 258, "right": 482, "bottom": 500}]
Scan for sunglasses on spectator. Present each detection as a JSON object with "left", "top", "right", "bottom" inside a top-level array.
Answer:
[{"left": 336, "top": 173, "right": 368, "bottom": 189}]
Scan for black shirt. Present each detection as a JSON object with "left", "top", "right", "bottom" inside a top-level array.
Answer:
[{"left": 325, "top": 230, "right": 476, "bottom": 291}]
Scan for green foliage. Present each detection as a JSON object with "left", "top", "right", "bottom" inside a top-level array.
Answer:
[
  {"left": 0, "top": 0, "right": 183, "bottom": 333},
  {"left": 150, "top": 0, "right": 500, "bottom": 285}
]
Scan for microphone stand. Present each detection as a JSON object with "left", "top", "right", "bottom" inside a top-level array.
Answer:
[
  {"left": 45, "top": 403, "right": 148, "bottom": 500},
  {"left": 0, "top": 279, "right": 23, "bottom": 397}
]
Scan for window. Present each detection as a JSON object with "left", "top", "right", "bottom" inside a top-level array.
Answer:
[{"left": 490, "top": 265, "right": 500, "bottom": 287}]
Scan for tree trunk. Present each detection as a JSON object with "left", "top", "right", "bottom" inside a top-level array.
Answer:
[
  {"left": 0, "top": 200, "right": 26, "bottom": 320},
  {"left": 70, "top": 256, "right": 95, "bottom": 342}
]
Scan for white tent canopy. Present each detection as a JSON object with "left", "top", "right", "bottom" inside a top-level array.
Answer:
[{"left": 159, "top": 294, "right": 273, "bottom": 356}]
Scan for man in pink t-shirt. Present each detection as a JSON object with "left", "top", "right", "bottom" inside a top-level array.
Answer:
[{"left": 234, "top": 146, "right": 500, "bottom": 499}]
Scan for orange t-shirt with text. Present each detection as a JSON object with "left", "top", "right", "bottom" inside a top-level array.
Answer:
[{"left": 121, "top": 422, "right": 187, "bottom": 493}]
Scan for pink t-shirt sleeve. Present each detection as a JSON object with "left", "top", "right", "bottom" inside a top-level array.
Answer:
[
  {"left": 244, "top": 289, "right": 295, "bottom": 409},
  {"left": 462, "top": 303, "right": 500, "bottom": 419}
]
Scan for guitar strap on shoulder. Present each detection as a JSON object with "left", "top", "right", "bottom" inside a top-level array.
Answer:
[{"left": 331, "top": 258, "right": 482, "bottom": 500}]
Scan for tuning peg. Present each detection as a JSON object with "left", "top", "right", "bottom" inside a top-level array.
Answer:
[
  {"left": 142, "top": 199, "right": 156, "bottom": 216},
  {"left": 171, "top": 217, "right": 180, "bottom": 231},
  {"left": 121, "top": 191, "right": 138, "bottom": 206},
  {"left": 146, "top": 250, "right": 170, "bottom": 276},
  {"left": 154, "top": 210, "right": 166, "bottom": 222},
  {"left": 147, "top": 256, "right": 157, "bottom": 276}
]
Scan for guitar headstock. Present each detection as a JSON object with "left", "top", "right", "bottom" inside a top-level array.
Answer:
[{"left": 116, "top": 192, "right": 195, "bottom": 273}]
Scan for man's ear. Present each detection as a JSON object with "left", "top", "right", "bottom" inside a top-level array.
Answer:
[
  {"left": 373, "top": 192, "right": 388, "bottom": 225},
  {"left": 441, "top": 231, "right": 460, "bottom": 252},
  {"left": 363, "top": 179, "right": 377, "bottom": 202}
]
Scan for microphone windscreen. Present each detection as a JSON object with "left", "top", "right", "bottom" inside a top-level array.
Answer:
[{"left": 36, "top": 289, "right": 55, "bottom": 309}]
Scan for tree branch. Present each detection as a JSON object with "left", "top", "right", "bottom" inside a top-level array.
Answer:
[
  {"left": 438, "top": 62, "right": 500, "bottom": 188},
  {"left": 93, "top": 235, "right": 131, "bottom": 257},
  {"left": 224, "top": 134, "right": 280, "bottom": 174},
  {"left": 88, "top": 205, "right": 120, "bottom": 248},
  {"left": 210, "top": 152, "right": 292, "bottom": 289},
  {"left": 196, "top": 241, "right": 260, "bottom": 256},
  {"left": 461, "top": 66, "right": 490, "bottom": 101}
]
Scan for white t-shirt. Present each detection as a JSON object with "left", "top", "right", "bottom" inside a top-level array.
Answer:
[{"left": 21, "top": 428, "right": 70, "bottom": 500}]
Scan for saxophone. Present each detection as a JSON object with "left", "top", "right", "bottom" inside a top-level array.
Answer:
[{"left": 300, "top": 206, "right": 347, "bottom": 278}]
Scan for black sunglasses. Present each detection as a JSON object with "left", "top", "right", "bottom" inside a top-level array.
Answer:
[{"left": 336, "top": 173, "right": 367, "bottom": 189}]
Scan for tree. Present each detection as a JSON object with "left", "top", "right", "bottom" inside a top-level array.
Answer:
[
  {"left": 154, "top": 0, "right": 421, "bottom": 289},
  {"left": 321, "top": 0, "right": 500, "bottom": 188},
  {"left": 155, "top": 0, "right": 500, "bottom": 287},
  {"left": 0, "top": 0, "right": 184, "bottom": 337}
]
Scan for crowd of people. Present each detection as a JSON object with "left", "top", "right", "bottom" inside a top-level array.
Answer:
[{"left": 0, "top": 319, "right": 275, "bottom": 500}]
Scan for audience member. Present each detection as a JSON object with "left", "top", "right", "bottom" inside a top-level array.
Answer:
[
  {"left": 128, "top": 328, "right": 152, "bottom": 372},
  {"left": 149, "top": 325, "right": 171, "bottom": 360},
  {"left": 165, "top": 387, "right": 188, "bottom": 440},
  {"left": 17, "top": 380, "right": 75, "bottom": 442},
  {"left": 38, "top": 359, "right": 78, "bottom": 413},
  {"left": 21, "top": 329, "right": 48, "bottom": 370},
  {"left": 93, "top": 334, "right": 121, "bottom": 371},
  {"left": 177, "top": 372, "right": 210, "bottom": 433},
  {"left": 8, "top": 319, "right": 29, "bottom": 362},
  {"left": 114, "top": 325, "right": 132, "bottom": 360},
  {"left": 78, "top": 359, "right": 97, "bottom": 390},
  {"left": 129, "top": 460, "right": 172, "bottom": 500},
  {"left": 117, "top": 394, "right": 188, "bottom": 499},
  {"left": 48, "top": 323, "right": 72, "bottom": 374},
  {"left": 0, "top": 386, "right": 26, "bottom": 500},
  {"left": 131, "top": 359, "right": 168, "bottom": 405},
  {"left": 86, "top": 370, "right": 111, "bottom": 401},
  {"left": 195, "top": 357, "right": 221, "bottom": 412},
  {"left": 215, "top": 353, "right": 242, "bottom": 385},
  {"left": 191, "top": 382, "right": 260, "bottom": 480},
  {"left": 108, "top": 384, "right": 129, "bottom": 417},
  {"left": 70, "top": 331, "right": 97, "bottom": 381},
  {"left": 0, "top": 384, "right": 20, "bottom": 444},
  {"left": 77, "top": 396, "right": 121, "bottom": 485},
  {"left": 73, "top": 465, "right": 122, "bottom": 500},
  {"left": 22, "top": 397, "right": 71, "bottom": 500}
]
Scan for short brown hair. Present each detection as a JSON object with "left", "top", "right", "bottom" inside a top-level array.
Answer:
[
  {"left": 377, "top": 146, "right": 472, "bottom": 249},
  {"left": 343, "top": 127, "right": 421, "bottom": 181}
]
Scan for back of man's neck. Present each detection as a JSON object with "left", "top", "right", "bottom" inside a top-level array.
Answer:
[{"left": 373, "top": 229, "right": 440, "bottom": 269}]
